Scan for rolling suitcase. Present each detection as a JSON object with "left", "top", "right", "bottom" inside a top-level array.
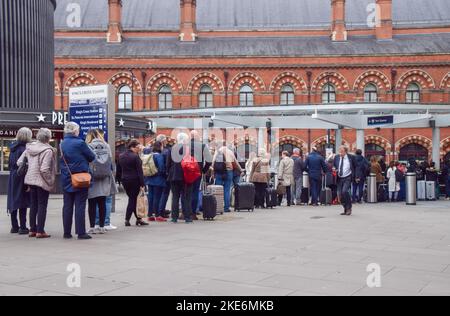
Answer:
[
  {"left": 426, "top": 181, "right": 436, "bottom": 201},
  {"left": 320, "top": 177, "right": 332, "bottom": 206},
  {"left": 378, "top": 184, "right": 387, "bottom": 202},
  {"left": 266, "top": 187, "right": 278, "bottom": 208},
  {"left": 300, "top": 188, "right": 310, "bottom": 205},
  {"left": 207, "top": 185, "right": 224, "bottom": 214},
  {"left": 201, "top": 177, "right": 217, "bottom": 220},
  {"left": 417, "top": 180, "right": 426, "bottom": 201},
  {"left": 235, "top": 182, "right": 256, "bottom": 212}
]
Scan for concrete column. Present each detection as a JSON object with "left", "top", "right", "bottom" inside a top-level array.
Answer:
[
  {"left": 335, "top": 128, "right": 343, "bottom": 153},
  {"left": 432, "top": 126, "right": 441, "bottom": 169},
  {"left": 258, "top": 128, "right": 265, "bottom": 152},
  {"left": 356, "top": 129, "right": 365, "bottom": 155}
]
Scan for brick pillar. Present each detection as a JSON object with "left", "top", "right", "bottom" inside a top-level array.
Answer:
[
  {"left": 331, "top": 0, "right": 347, "bottom": 41},
  {"left": 180, "top": 0, "right": 197, "bottom": 42},
  {"left": 107, "top": 0, "right": 123, "bottom": 43},
  {"left": 376, "top": 0, "right": 393, "bottom": 40}
]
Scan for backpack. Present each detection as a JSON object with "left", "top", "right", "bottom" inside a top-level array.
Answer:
[
  {"left": 142, "top": 154, "right": 158, "bottom": 177},
  {"left": 181, "top": 153, "right": 201, "bottom": 185},
  {"left": 91, "top": 144, "right": 112, "bottom": 180},
  {"left": 213, "top": 153, "right": 227, "bottom": 174},
  {"left": 395, "top": 169, "right": 405, "bottom": 182}
]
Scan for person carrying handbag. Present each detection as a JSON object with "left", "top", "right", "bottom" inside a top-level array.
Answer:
[{"left": 60, "top": 122, "right": 96, "bottom": 240}]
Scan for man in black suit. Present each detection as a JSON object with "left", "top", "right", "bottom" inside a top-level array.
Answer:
[{"left": 333, "top": 146, "right": 356, "bottom": 216}]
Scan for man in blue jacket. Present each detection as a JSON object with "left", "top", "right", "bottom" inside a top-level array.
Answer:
[
  {"left": 305, "top": 147, "right": 328, "bottom": 206},
  {"left": 60, "top": 122, "right": 96, "bottom": 240},
  {"left": 333, "top": 146, "right": 356, "bottom": 216}
]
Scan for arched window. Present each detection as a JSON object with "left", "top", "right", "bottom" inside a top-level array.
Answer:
[
  {"left": 406, "top": 83, "right": 421, "bottom": 104},
  {"left": 118, "top": 85, "right": 132, "bottom": 111},
  {"left": 239, "top": 85, "right": 254, "bottom": 107},
  {"left": 199, "top": 85, "right": 213, "bottom": 108},
  {"left": 399, "top": 143, "right": 428, "bottom": 162},
  {"left": 158, "top": 86, "right": 172, "bottom": 110},
  {"left": 365, "top": 143, "right": 386, "bottom": 161},
  {"left": 322, "top": 84, "right": 336, "bottom": 104},
  {"left": 364, "top": 84, "right": 378, "bottom": 103},
  {"left": 279, "top": 143, "right": 295, "bottom": 156},
  {"left": 280, "top": 85, "right": 295, "bottom": 105}
]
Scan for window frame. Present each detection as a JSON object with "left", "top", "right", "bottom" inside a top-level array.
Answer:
[
  {"left": 406, "top": 83, "right": 421, "bottom": 104},
  {"left": 239, "top": 85, "right": 254, "bottom": 107},
  {"left": 199, "top": 85, "right": 214, "bottom": 108},
  {"left": 118, "top": 85, "right": 133, "bottom": 111},
  {"left": 363, "top": 83, "right": 378, "bottom": 103},
  {"left": 280, "top": 85, "right": 295, "bottom": 105},
  {"left": 158, "top": 85, "right": 173, "bottom": 110},
  {"left": 322, "top": 83, "right": 336, "bottom": 104}
]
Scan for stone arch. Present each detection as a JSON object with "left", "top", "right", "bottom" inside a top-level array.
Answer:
[
  {"left": 353, "top": 70, "right": 392, "bottom": 92},
  {"left": 311, "top": 71, "right": 350, "bottom": 93},
  {"left": 269, "top": 72, "right": 308, "bottom": 92},
  {"left": 63, "top": 72, "right": 99, "bottom": 92},
  {"left": 146, "top": 72, "right": 183, "bottom": 95},
  {"left": 273, "top": 135, "right": 308, "bottom": 153},
  {"left": 365, "top": 135, "right": 392, "bottom": 152},
  {"left": 311, "top": 136, "right": 351, "bottom": 150},
  {"left": 108, "top": 72, "right": 143, "bottom": 93},
  {"left": 396, "top": 69, "right": 436, "bottom": 90},
  {"left": 396, "top": 135, "right": 432, "bottom": 158},
  {"left": 234, "top": 135, "right": 258, "bottom": 148},
  {"left": 439, "top": 72, "right": 450, "bottom": 89},
  {"left": 441, "top": 137, "right": 450, "bottom": 157},
  {"left": 187, "top": 72, "right": 225, "bottom": 94},
  {"left": 228, "top": 72, "right": 266, "bottom": 92}
]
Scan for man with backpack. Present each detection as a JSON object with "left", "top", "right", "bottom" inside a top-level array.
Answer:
[
  {"left": 352, "top": 149, "right": 369, "bottom": 204},
  {"left": 167, "top": 133, "right": 200, "bottom": 223},
  {"left": 190, "top": 130, "right": 212, "bottom": 220}
]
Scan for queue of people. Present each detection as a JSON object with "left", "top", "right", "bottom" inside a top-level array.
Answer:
[{"left": 5, "top": 122, "right": 450, "bottom": 239}]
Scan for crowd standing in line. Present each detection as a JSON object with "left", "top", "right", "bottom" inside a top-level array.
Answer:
[{"left": 5, "top": 122, "right": 450, "bottom": 240}]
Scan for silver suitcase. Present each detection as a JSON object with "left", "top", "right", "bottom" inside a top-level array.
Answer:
[
  {"left": 417, "top": 181, "right": 426, "bottom": 201},
  {"left": 426, "top": 181, "right": 436, "bottom": 201}
]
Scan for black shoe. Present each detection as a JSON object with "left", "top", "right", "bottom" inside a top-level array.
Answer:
[
  {"left": 78, "top": 234, "right": 92, "bottom": 240},
  {"left": 136, "top": 220, "right": 149, "bottom": 226},
  {"left": 10, "top": 228, "right": 19, "bottom": 234},
  {"left": 18, "top": 228, "right": 30, "bottom": 235},
  {"left": 64, "top": 234, "right": 73, "bottom": 239},
  {"left": 125, "top": 220, "right": 131, "bottom": 227}
]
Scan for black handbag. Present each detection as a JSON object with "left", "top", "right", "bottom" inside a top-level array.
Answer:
[{"left": 17, "top": 156, "right": 28, "bottom": 177}]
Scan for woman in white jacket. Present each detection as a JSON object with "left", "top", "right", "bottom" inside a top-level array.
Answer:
[{"left": 386, "top": 161, "right": 400, "bottom": 202}]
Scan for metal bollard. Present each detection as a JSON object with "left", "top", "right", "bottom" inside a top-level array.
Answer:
[
  {"left": 303, "top": 171, "right": 310, "bottom": 189},
  {"left": 406, "top": 172, "right": 417, "bottom": 205},
  {"left": 367, "top": 173, "right": 378, "bottom": 203}
]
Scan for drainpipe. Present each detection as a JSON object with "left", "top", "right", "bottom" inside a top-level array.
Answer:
[
  {"left": 224, "top": 71, "right": 229, "bottom": 106},
  {"left": 58, "top": 71, "right": 65, "bottom": 110}
]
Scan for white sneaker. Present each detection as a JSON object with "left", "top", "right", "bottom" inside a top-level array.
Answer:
[
  {"left": 105, "top": 225, "right": 117, "bottom": 231},
  {"left": 98, "top": 228, "right": 106, "bottom": 234},
  {"left": 95, "top": 225, "right": 100, "bottom": 229},
  {"left": 87, "top": 228, "right": 97, "bottom": 235}
]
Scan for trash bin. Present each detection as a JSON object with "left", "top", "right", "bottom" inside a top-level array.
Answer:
[
  {"left": 367, "top": 173, "right": 377, "bottom": 203},
  {"left": 303, "top": 171, "right": 310, "bottom": 189},
  {"left": 406, "top": 172, "right": 417, "bottom": 205}
]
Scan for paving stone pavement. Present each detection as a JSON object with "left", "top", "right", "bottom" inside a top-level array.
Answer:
[{"left": 0, "top": 194, "right": 449, "bottom": 296}]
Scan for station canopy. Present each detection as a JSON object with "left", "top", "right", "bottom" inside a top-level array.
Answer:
[{"left": 121, "top": 104, "right": 450, "bottom": 130}]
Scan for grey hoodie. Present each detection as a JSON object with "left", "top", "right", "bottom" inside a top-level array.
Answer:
[{"left": 18, "top": 142, "right": 56, "bottom": 192}]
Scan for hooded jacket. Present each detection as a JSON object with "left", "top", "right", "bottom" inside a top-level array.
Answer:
[{"left": 18, "top": 142, "right": 57, "bottom": 192}]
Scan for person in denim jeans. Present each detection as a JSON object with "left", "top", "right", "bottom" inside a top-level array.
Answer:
[{"left": 212, "top": 145, "right": 242, "bottom": 213}]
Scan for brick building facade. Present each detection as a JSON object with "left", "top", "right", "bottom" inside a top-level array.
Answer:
[{"left": 53, "top": 0, "right": 450, "bottom": 164}]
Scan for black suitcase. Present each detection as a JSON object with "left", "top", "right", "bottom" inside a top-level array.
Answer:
[
  {"left": 320, "top": 176, "right": 332, "bottom": 206},
  {"left": 266, "top": 188, "right": 278, "bottom": 208},
  {"left": 235, "top": 183, "right": 256, "bottom": 212},
  {"left": 300, "top": 188, "right": 310, "bottom": 205},
  {"left": 202, "top": 192, "right": 217, "bottom": 220}
]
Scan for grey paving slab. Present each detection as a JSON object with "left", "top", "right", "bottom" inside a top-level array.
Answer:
[{"left": 0, "top": 194, "right": 449, "bottom": 296}]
